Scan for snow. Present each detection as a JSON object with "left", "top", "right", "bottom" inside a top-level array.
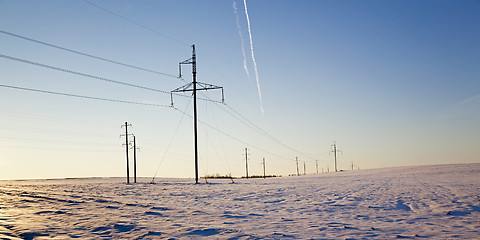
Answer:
[{"left": 1, "top": 163, "right": 479, "bottom": 239}]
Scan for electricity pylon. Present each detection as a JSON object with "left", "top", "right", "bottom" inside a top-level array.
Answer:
[{"left": 171, "top": 45, "right": 224, "bottom": 184}]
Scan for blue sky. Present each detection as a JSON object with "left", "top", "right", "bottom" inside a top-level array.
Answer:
[{"left": 0, "top": 0, "right": 479, "bottom": 180}]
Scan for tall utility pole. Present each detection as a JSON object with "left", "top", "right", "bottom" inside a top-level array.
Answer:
[
  {"left": 130, "top": 135, "right": 140, "bottom": 183},
  {"left": 171, "top": 45, "right": 224, "bottom": 184},
  {"left": 331, "top": 141, "right": 343, "bottom": 172},
  {"left": 295, "top": 157, "right": 299, "bottom": 176},
  {"left": 244, "top": 148, "right": 250, "bottom": 179},
  {"left": 316, "top": 160, "right": 319, "bottom": 174},
  {"left": 303, "top": 161, "right": 306, "bottom": 175},
  {"left": 121, "top": 122, "right": 132, "bottom": 184},
  {"left": 261, "top": 157, "right": 266, "bottom": 179}
]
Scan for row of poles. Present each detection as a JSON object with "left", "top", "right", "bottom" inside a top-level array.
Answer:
[
  {"left": 243, "top": 142, "right": 345, "bottom": 180},
  {"left": 119, "top": 136, "right": 344, "bottom": 184},
  {"left": 119, "top": 45, "right": 347, "bottom": 184},
  {"left": 243, "top": 148, "right": 267, "bottom": 179}
]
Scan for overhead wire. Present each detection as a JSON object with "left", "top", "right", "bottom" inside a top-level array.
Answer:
[
  {"left": 0, "top": 136, "right": 117, "bottom": 147},
  {"left": 0, "top": 108, "right": 115, "bottom": 127},
  {"left": 204, "top": 95, "right": 232, "bottom": 176},
  {"left": 81, "top": 0, "right": 305, "bottom": 164},
  {"left": 0, "top": 53, "right": 172, "bottom": 94},
  {"left": 83, "top": 0, "right": 189, "bottom": 46},
  {"left": 0, "top": 83, "right": 171, "bottom": 107},
  {"left": 196, "top": 94, "right": 318, "bottom": 162},
  {"left": 151, "top": 98, "right": 192, "bottom": 183},
  {"left": 1, "top": 2, "right": 326, "bottom": 176},
  {"left": 0, "top": 53, "right": 222, "bottom": 103},
  {"left": 221, "top": 103, "right": 318, "bottom": 161},
  {"left": 81, "top": 1, "right": 242, "bottom": 107},
  {"left": 172, "top": 107, "right": 292, "bottom": 162},
  {"left": 0, "top": 29, "right": 179, "bottom": 79},
  {"left": 0, "top": 144, "right": 118, "bottom": 153}
]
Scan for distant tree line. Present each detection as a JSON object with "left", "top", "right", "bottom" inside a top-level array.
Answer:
[{"left": 202, "top": 173, "right": 280, "bottom": 179}]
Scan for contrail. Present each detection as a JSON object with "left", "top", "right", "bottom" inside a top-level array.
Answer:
[
  {"left": 233, "top": 0, "right": 250, "bottom": 79},
  {"left": 243, "top": 0, "right": 264, "bottom": 115}
]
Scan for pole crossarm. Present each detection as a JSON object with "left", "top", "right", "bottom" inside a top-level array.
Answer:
[
  {"left": 171, "top": 82, "right": 224, "bottom": 106},
  {"left": 172, "top": 82, "right": 223, "bottom": 93},
  {"left": 180, "top": 58, "right": 193, "bottom": 65}
]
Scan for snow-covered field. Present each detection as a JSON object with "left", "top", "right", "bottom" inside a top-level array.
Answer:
[{"left": 1, "top": 163, "right": 479, "bottom": 239}]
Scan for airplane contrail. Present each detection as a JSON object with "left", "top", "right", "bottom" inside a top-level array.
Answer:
[
  {"left": 243, "top": 0, "right": 264, "bottom": 115},
  {"left": 233, "top": 0, "right": 250, "bottom": 79}
]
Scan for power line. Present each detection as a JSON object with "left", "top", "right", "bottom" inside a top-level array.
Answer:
[
  {"left": 0, "top": 136, "right": 117, "bottom": 147},
  {"left": 0, "top": 144, "right": 119, "bottom": 153},
  {"left": 0, "top": 84, "right": 171, "bottom": 107},
  {"left": 151, "top": 98, "right": 192, "bottom": 183},
  {"left": 0, "top": 53, "right": 173, "bottom": 94},
  {"left": 219, "top": 103, "right": 317, "bottom": 161},
  {"left": 83, "top": 0, "right": 189, "bottom": 46},
  {"left": 172, "top": 107, "right": 292, "bottom": 162},
  {"left": 0, "top": 53, "right": 223, "bottom": 104},
  {"left": 0, "top": 29, "right": 179, "bottom": 79},
  {"left": 180, "top": 78, "right": 318, "bottom": 162},
  {"left": 0, "top": 137, "right": 113, "bottom": 146}
]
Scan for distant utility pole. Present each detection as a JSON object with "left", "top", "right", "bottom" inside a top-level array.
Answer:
[
  {"left": 130, "top": 135, "right": 140, "bottom": 183},
  {"left": 245, "top": 148, "right": 249, "bottom": 179},
  {"left": 261, "top": 157, "right": 266, "bottom": 179},
  {"left": 330, "top": 141, "right": 343, "bottom": 172},
  {"left": 303, "top": 161, "right": 306, "bottom": 175},
  {"left": 316, "top": 160, "right": 319, "bottom": 174},
  {"left": 121, "top": 122, "right": 132, "bottom": 184},
  {"left": 295, "top": 157, "right": 299, "bottom": 176},
  {"left": 171, "top": 44, "right": 224, "bottom": 184},
  {"left": 351, "top": 160, "right": 354, "bottom": 171}
]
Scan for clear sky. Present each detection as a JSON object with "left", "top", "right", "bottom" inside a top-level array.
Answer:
[{"left": 0, "top": 0, "right": 479, "bottom": 180}]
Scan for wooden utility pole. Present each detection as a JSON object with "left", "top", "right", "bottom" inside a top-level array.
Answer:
[
  {"left": 245, "top": 148, "right": 249, "bottom": 179},
  {"left": 331, "top": 142, "right": 342, "bottom": 172},
  {"left": 261, "top": 157, "right": 266, "bottom": 179},
  {"left": 316, "top": 160, "right": 319, "bottom": 174},
  {"left": 121, "top": 122, "right": 132, "bottom": 184},
  {"left": 131, "top": 135, "right": 139, "bottom": 183},
  {"left": 303, "top": 161, "right": 306, "bottom": 175},
  {"left": 295, "top": 157, "right": 299, "bottom": 176}
]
